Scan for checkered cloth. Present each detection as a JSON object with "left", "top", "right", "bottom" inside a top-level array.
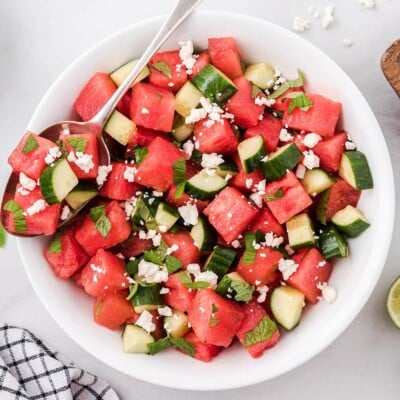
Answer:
[{"left": 0, "top": 324, "right": 119, "bottom": 399}]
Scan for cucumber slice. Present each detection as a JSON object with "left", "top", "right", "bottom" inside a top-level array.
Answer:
[
  {"left": 331, "top": 205, "right": 370, "bottom": 238},
  {"left": 204, "top": 245, "right": 237, "bottom": 279},
  {"left": 190, "top": 215, "right": 218, "bottom": 252},
  {"left": 172, "top": 116, "right": 194, "bottom": 142},
  {"left": 175, "top": 81, "right": 203, "bottom": 117},
  {"left": 216, "top": 272, "right": 254, "bottom": 302},
  {"left": 270, "top": 285, "right": 305, "bottom": 331},
  {"left": 104, "top": 110, "right": 136, "bottom": 146},
  {"left": 65, "top": 182, "right": 98, "bottom": 210},
  {"left": 110, "top": 59, "right": 150, "bottom": 87},
  {"left": 185, "top": 169, "right": 227, "bottom": 200},
  {"left": 301, "top": 168, "right": 335, "bottom": 196},
  {"left": 122, "top": 324, "right": 154, "bottom": 354},
  {"left": 315, "top": 189, "right": 330, "bottom": 225},
  {"left": 339, "top": 151, "right": 373, "bottom": 190},
  {"left": 132, "top": 284, "right": 162, "bottom": 313},
  {"left": 215, "top": 161, "right": 239, "bottom": 178},
  {"left": 318, "top": 224, "right": 349, "bottom": 259},
  {"left": 286, "top": 213, "right": 316, "bottom": 249},
  {"left": 244, "top": 62, "right": 275, "bottom": 90},
  {"left": 164, "top": 309, "right": 190, "bottom": 339},
  {"left": 238, "top": 135, "right": 266, "bottom": 173},
  {"left": 261, "top": 143, "right": 302, "bottom": 181},
  {"left": 155, "top": 202, "right": 179, "bottom": 231},
  {"left": 39, "top": 159, "right": 79, "bottom": 204},
  {"left": 191, "top": 64, "right": 238, "bottom": 106}
]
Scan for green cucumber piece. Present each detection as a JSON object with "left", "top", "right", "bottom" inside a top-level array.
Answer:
[
  {"left": 175, "top": 81, "right": 203, "bottom": 117},
  {"left": 261, "top": 143, "right": 302, "bottom": 181},
  {"left": 216, "top": 272, "right": 254, "bottom": 302},
  {"left": 318, "top": 224, "right": 349, "bottom": 259},
  {"left": 301, "top": 168, "right": 336, "bottom": 196},
  {"left": 65, "top": 182, "right": 98, "bottom": 210},
  {"left": 104, "top": 110, "right": 136, "bottom": 146},
  {"left": 185, "top": 169, "right": 227, "bottom": 200},
  {"left": 155, "top": 202, "right": 179, "bottom": 231},
  {"left": 172, "top": 116, "right": 194, "bottom": 142},
  {"left": 286, "top": 213, "right": 316, "bottom": 249},
  {"left": 122, "top": 324, "right": 154, "bottom": 354},
  {"left": 110, "top": 59, "right": 150, "bottom": 87},
  {"left": 204, "top": 245, "right": 237, "bottom": 279},
  {"left": 191, "top": 64, "right": 238, "bottom": 106},
  {"left": 190, "top": 215, "right": 218, "bottom": 252},
  {"left": 39, "top": 159, "right": 78, "bottom": 204},
  {"left": 164, "top": 310, "right": 190, "bottom": 339},
  {"left": 215, "top": 161, "right": 239, "bottom": 178},
  {"left": 132, "top": 284, "right": 163, "bottom": 313},
  {"left": 130, "top": 195, "right": 160, "bottom": 229},
  {"left": 315, "top": 189, "right": 330, "bottom": 225},
  {"left": 339, "top": 151, "right": 373, "bottom": 190},
  {"left": 244, "top": 62, "right": 275, "bottom": 90},
  {"left": 238, "top": 135, "right": 266, "bottom": 173},
  {"left": 270, "top": 285, "right": 305, "bottom": 331},
  {"left": 331, "top": 205, "right": 370, "bottom": 238}
]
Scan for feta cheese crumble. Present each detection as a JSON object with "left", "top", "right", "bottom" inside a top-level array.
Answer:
[
  {"left": 137, "top": 259, "right": 168, "bottom": 283},
  {"left": 201, "top": 153, "right": 224, "bottom": 169},
  {"left": 279, "top": 128, "right": 293, "bottom": 142},
  {"left": 141, "top": 107, "right": 150, "bottom": 114},
  {"left": 295, "top": 164, "right": 307, "bottom": 179},
  {"left": 245, "top": 178, "right": 253, "bottom": 189},
  {"left": 60, "top": 205, "right": 72, "bottom": 221},
  {"left": 278, "top": 259, "right": 299, "bottom": 280},
  {"left": 302, "top": 150, "right": 320, "bottom": 169},
  {"left": 303, "top": 133, "right": 322, "bottom": 148},
  {"left": 158, "top": 306, "right": 173, "bottom": 317},
  {"left": 342, "top": 38, "right": 353, "bottom": 47},
  {"left": 18, "top": 172, "right": 36, "bottom": 193},
  {"left": 345, "top": 141, "right": 357, "bottom": 150},
  {"left": 123, "top": 166, "right": 137, "bottom": 183},
  {"left": 96, "top": 165, "right": 113, "bottom": 186},
  {"left": 254, "top": 96, "right": 276, "bottom": 107},
  {"left": 178, "top": 40, "right": 198, "bottom": 74},
  {"left": 160, "top": 287, "right": 170, "bottom": 295},
  {"left": 135, "top": 310, "right": 156, "bottom": 333},
  {"left": 264, "top": 232, "right": 284, "bottom": 248},
  {"left": 358, "top": 0, "right": 375, "bottom": 9},
  {"left": 182, "top": 140, "right": 194, "bottom": 158},
  {"left": 185, "top": 97, "right": 234, "bottom": 125},
  {"left": 68, "top": 151, "right": 95, "bottom": 173},
  {"left": 24, "top": 199, "right": 47, "bottom": 216},
  {"left": 321, "top": 5, "right": 335, "bottom": 29},
  {"left": 257, "top": 286, "right": 269, "bottom": 303},
  {"left": 166, "top": 244, "right": 179, "bottom": 255},
  {"left": 44, "top": 146, "right": 62, "bottom": 165},
  {"left": 178, "top": 203, "right": 199, "bottom": 226},
  {"left": 292, "top": 16, "right": 311, "bottom": 32},
  {"left": 194, "top": 270, "right": 219, "bottom": 289},
  {"left": 317, "top": 282, "right": 337, "bottom": 303}
]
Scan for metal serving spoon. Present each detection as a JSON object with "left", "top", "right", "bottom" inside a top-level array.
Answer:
[{"left": 1, "top": 0, "right": 202, "bottom": 237}]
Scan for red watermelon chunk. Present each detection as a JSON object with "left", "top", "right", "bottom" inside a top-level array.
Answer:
[
  {"left": 225, "top": 77, "right": 264, "bottom": 129},
  {"left": 265, "top": 171, "right": 313, "bottom": 224},
  {"left": 162, "top": 230, "right": 200, "bottom": 268},
  {"left": 288, "top": 248, "right": 333, "bottom": 304},
  {"left": 182, "top": 331, "right": 222, "bottom": 362},
  {"left": 187, "top": 289, "right": 244, "bottom": 347},
  {"left": 203, "top": 187, "right": 259, "bottom": 243},
  {"left": 189, "top": 51, "right": 210, "bottom": 78},
  {"left": 244, "top": 113, "right": 282, "bottom": 153},
  {"left": 116, "top": 91, "right": 132, "bottom": 117},
  {"left": 230, "top": 153, "right": 265, "bottom": 193},
  {"left": 248, "top": 207, "right": 286, "bottom": 237},
  {"left": 208, "top": 37, "right": 243, "bottom": 80},
  {"left": 166, "top": 186, "right": 209, "bottom": 213},
  {"left": 116, "top": 232, "right": 153, "bottom": 258},
  {"left": 135, "top": 136, "right": 184, "bottom": 192},
  {"left": 130, "top": 82, "right": 175, "bottom": 132},
  {"left": 194, "top": 118, "right": 238, "bottom": 156},
  {"left": 163, "top": 272, "right": 196, "bottom": 313},
  {"left": 236, "top": 247, "right": 283, "bottom": 286},
  {"left": 149, "top": 50, "right": 187, "bottom": 92},
  {"left": 44, "top": 228, "right": 89, "bottom": 279},
  {"left": 313, "top": 132, "right": 347, "bottom": 173},
  {"left": 271, "top": 87, "right": 304, "bottom": 113},
  {"left": 236, "top": 301, "right": 280, "bottom": 358},
  {"left": 74, "top": 200, "right": 131, "bottom": 256},
  {"left": 80, "top": 248, "right": 130, "bottom": 297},
  {"left": 8, "top": 132, "right": 58, "bottom": 181},
  {"left": 74, "top": 72, "right": 117, "bottom": 121},
  {"left": 282, "top": 94, "right": 342, "bottom": 137}
]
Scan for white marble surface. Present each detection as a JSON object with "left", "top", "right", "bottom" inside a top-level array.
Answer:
[{"left": 1, "top": 0, "right": 399, "bottom": 398}]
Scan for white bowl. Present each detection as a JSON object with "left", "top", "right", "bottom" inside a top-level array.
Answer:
[{"left": 18, "top": 10, "right": 394, "bottom": 391}]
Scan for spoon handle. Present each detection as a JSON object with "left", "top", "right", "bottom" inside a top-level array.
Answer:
[{"left": 90, "top": 0, "right": 203, "bottom": 127}]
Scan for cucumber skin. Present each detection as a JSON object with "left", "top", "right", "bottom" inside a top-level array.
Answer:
[
  {"left": 132, "top": 284, "right": 162, "bottom": 308},
  {"left": 205, "top": 246, "right": 237, "bottom": 279},
  {"left": 190, "top": 215, "right": 218, "bottom": 252},
  {"left": 315, "top": 189, "right": 330, "bottom": 225},
  {"left": 318, "top": 224, "right": 349, "bottom": 259},
  {"left": 185, "top": 175, "right": 227, "bottom": 200},
  {"left": 341, "top": 151, "right": 373, "bottom": 190},
  {"left": 238, "top": 136, "right": 266, "bottom": 174},
  {"left": 334, "top": 219, "right": 370, "bottom": 238}
]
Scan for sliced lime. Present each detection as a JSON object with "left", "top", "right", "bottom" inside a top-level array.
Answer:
[{"left": 386, "top": 275, "right": 400, "bottom": 329}]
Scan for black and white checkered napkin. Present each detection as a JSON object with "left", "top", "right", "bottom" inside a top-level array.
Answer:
[{"left": 0, "top": 324, "right": 119, "bottom": 399}]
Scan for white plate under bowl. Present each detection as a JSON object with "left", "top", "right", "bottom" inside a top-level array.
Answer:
[{"left": 17, "top": 10, "right": 394, "bottom": 391}]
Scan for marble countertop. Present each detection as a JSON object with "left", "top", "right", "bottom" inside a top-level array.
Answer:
[{"left": 1, "top": 0, "right": 399, "bottom": 398}]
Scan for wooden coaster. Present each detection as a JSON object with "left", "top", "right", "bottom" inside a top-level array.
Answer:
[{"left": 381, "top": 39, "right": 400, "bottom": 97}]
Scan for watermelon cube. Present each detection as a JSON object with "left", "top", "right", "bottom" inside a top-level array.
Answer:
[
  {"left": 189, "top": 51, "right": 210, "bottom": 78},
  {"left": 44, "top": 227, "right": 89, "bottom": 279},
  {"left": 166, "top": 185, "right": 209, "bottom": 213},
  {"left": 248, "top": 206, "right": 286, "bottom": 237},
  {"left": 264, "top": 171, "right": 313, "bottom": 224},
  {"left": 74, "top": 200, "right": 131, "bottom": 256},
  {"left": 74, "top": 72, "right": 117, "bottom": 121},
  {"left": 116, "top": 91, "right": 132, "bottom": 117},
  {"left": 187, "top": 288, "right": 244, "bottom": 347},
  {"left": 130, "top": 82, "right": 175, "bottom": 132},
  {"left": 272, "top": 87, "right": 304, "bottom": 113},
  {"left": 116, "top": 232, "right": 153, "bottom": 258},
  {"left": 288, "top": 248, "right": 333, "bottom": 304},
  {"left": 203, "top": 187, "right": 259, "bottom": 243},
  {"left": 182, "top": 331, "right": 222, "bottom": 362},
  {"left": 8, "top": 132, "right": 59, "bottom": 180},
  {"left": 313, "top": 132, "right": 347, "bottom": 173},
  {"left": 208, "top": 37, "right": 243, "bottom": 80},
  {"left": 162, "top": 230, "right": 200, "bottom": 268},
  {"left": 163, "top": 272, "right": 196, "bottom": 313},
  {"left": 229, "top": 153, "right": 265, "bottom": 193},
  {"left": 282, "top": 94, "right": 342, "bottom": 137}
]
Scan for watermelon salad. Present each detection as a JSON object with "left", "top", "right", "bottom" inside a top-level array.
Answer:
[{"left": 4, "top": 37, "right": 374, "bottom": 361}]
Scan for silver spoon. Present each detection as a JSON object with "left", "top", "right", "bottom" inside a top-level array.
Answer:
[{"left": 1, "top": 0, "right": 202, "bottom": 237}]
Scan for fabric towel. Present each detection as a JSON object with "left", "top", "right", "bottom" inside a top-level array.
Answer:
[{"left": 0, "top": 324, "right": 119, "bottom": 400}]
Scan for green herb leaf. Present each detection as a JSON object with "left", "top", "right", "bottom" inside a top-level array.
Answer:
[
  {"left": 231, "top": 280, "right": 255, "bottom": 303},
  {"left": 126, "top": 258, "right": 140, "bottom": 276},
  {"left": 165, "top": 255, "right": 183, "bottom": 274},
  {"left": 148, "top": 337, "right": 174, "bottom": 355},
  {"left": 134, "top": 146, "right": 148, "bottom": 165},
  {"left": 251, "top": 84, "right": 262, "bottom": 99},
  {"left": 143, "top": 250, "right": 164, "bottom": 266},
  {"left": 152, "top": 61, "right": 172, "bottom": 78},
  {"left": 174, "top": 181, "right": 186, "bottom": 200},
  {"left": 177, "top": 271, "right": 210, "bottom": 289},
  {"left": 265, "top": 188, "right": 284, "bottom": 201},
  {"left": 48, "top": 235, "right": 62, "bottom": 254},
  {"left": 0, "top": 223, "right": 5, "bottom": 248},
  {"left": 242, "top": 232, "right": 257, "bottom": 265},
  {"left": 89, "top": 205, "right": 111, "bottom": 238},
  {"left": 170, "top": 337, "right": 195, "bottom": 357},
  {"left": 3, "top": 200, "right": 27, "bottom": 233},
  {"left": 172, "top": 158, "right": 186, "bottom": 185},
  {"left": 126, "top": 283, "right": 139, "bottom": 301},
  {"left": 66, "top": 137, "right": 88, "bottom": 153},
  {"left": 209, "top": 303, "right": 220, "bottom": 327},
  {"left": 287, "top": 93, "right": 313, "bottom": 115},
  {"left": 22, "top": 134, "right": 39, "bottom": 154},
  {"left": 268, "top": 69, "right": 305, "bottom": 99},
  {"left": 243, "top": 316, "right": 278, "bottom": 348}
]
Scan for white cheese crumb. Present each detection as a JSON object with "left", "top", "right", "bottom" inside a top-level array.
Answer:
[
  {"left": 195, "top": 271, "right": 218, "bottom": 289},
  {"left": 358, "top": 0, "right": 375, "bottom": 9},
  {"left": 24, "top": 199, "right": 47, "bottom": 216},
  {"left": 264, "top": 232, "right": 284, "bottom": 248},
  {"left": 60, "top": 205, "right": 72, "bottom": 221},
  {"left": 295, "top": 164, "right": 307, "bottom": 179},
  {"left": 19, "top": 172, "right": 36, "bottom": 191},
  {"left": 168, "top": 82, "right": 175, "bottom": 87},
  {"left": 278, "top": 259, "right": 299, "bottom": 280},
  {"left": 245, "top": 178, "right": 254, "bottom": 189},
  {"left": 141, "top": 107, "right": 150, "bottom": 115},
  {"left": 152, "top": 191, "right": 163, "bottom": 197},
  {"left": 257, "top": 286, "right": 269, "bottom": 303},
  {"left": 123, "top": 166, "right": 137, "bottom": 183},
  {"left": 321, "top": 5, "right": 335, "bottom": 29},
  {"left": 187, "top": 263, "right": 201, "bottom": 276},
  {"left": 292, "top": 16, "right": 311, "bottom": 32},
  {"left": 158, "top": 306, "right": 173, "bottom": 317},
  {"left": 185, "top": 108, "right": 208, "bottom": 125},
  {"left": 279, "top": 128, "right": 293, "bottom": 142},
  {"left": 67, "top": 151, "right": 94, "bottom": 174},
  {"left": 317, "top": 260, "right": 327, "bottom": 268},
  {"left": 342, "top": 38, "right": 353, "bottom": 47},
  {"left": 178, "top": 40, "right": 197, "bottom": 74},
  {"left": 166, "top": 244, "right": 179, "bottom": 255},
  {"left": 255, "top": 96, "right": 276, "bottom": 107},
  {"left": 44, "top": 146, "right": 62, "bottom": 165},
  {"left": 178, "top": 203, "right": 199, "bottom": 226},
  {"left": 231, "top": 240, "right": 241, "bottom": 249},
  {"left": 158, "top": 225, "right": 168, "bottom": 233},
  {"left": 345, "top": 141, "right": 357, "bottom": 150},
  {"left": 317, "top": 282, "right": 337, "bottom": 303},
  {"left": 201, "top": 153, "right": 224, "bottom": 169},
  {"left": 160, "top": 287, "right": 170, "bottom": 295},
  {"left": 96, "top": 165, "right": 113, "bottom": 186},
  {"left": 124, "top": 196, "right": 138, "bottom": 219},
  {"left": 302, "top": 150, "right": 320, "bottom": 169},
  {"left": 138, "top": 259, "right": 168, "bottom": 283},
  {"left": 90, "top": 263, "right": 105, "bottom": 274},
  {"left": 303, "top": 133, "right": 322, "bottom": 148},
  {"left": 135, "top": 310, "right": 156, "bottom": 333},
  {"left": 182, "top": 140, "right": 194, "bottom": 158}
]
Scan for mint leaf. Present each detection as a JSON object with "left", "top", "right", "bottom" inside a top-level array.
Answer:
[
  {"left": 287, "top": 93, "right": 313, "bottom": 115},
  {"left": 177, "top": 271, "right": 210, "bottom": 289},
  {"left": 90, "top": 205, "right": 105, "bottom": 222},
  {"left": 231, "top": 280, "right": 254, "bottom": 303},
  {"left": 22, "top": 134, "right": 39, "bottom": 154},
  {"left": 126, "top": 258, "right": 140, "bottom": 276},
  {"left": 0, "top": 223, "right": 5, "bottom": 248},
  {"left": 48, "top": 235, "right": 62, "bottom": 254},
  {"left": 3, "top": 200, "right": 27, "bottom": 233},
  {"left": 152, "top": 61, "right": 172, "bottom": 78},
  {"left": 266, "top": 188, "right": 284, "bottom": 201},
  {"left": 174, "top": 181, "right": 186, "bottom": 200},
  {"left": 90, "top": 205, "right": 111, "bottom": 238},
  {"left": 143, "top": 250, "right": 164, "bottom": 266},
  {"left": 170, "top": 337, "right": 195, "bottom": 357},
  {"left": 243, "top": 316, "right": 278, "bottom": 348},
  {"left": 242, "top": 232, "right": 257, "bottom": 265},
  {"left": 165, "top": 255, "right": 183, "bottom": 274},
  {"left": 268, "top": 69, "right": 305, "bottom": 99},
  {"left": 66, "top": 137, "right": 88, "bottom": 152},
  {"left": 172, "top": 158, "right": 186, "bottom": 185},
  {"left": 134, "top": 146, "right": 148, "bottom": 165},
  {"left": 148, "top": 336, "right": 174, "bottom": 355},
  {"left": 209, "top": 303, "right": 220, "bottom": 327},
  {"left": 126, "top": 283, "right": 139, "bottom": 301}
]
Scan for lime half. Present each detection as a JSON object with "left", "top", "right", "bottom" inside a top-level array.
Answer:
[{"left": 386, "top": 275, "right": 400, "bottom": 329}]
